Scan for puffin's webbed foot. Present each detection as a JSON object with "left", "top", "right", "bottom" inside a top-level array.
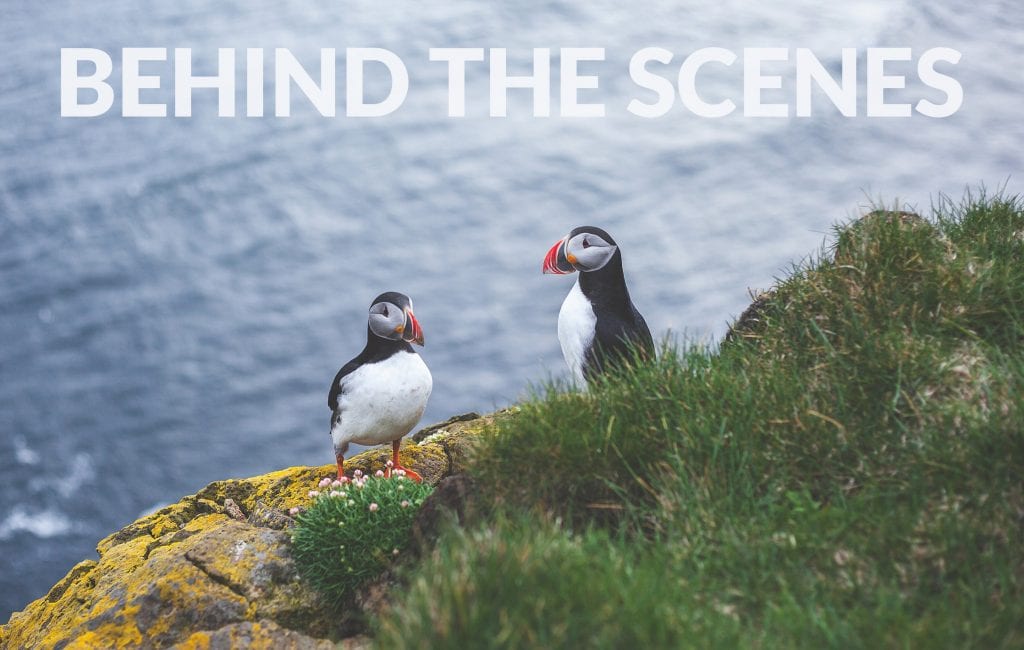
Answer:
[
  {"left": 390, "top": 465, "right": 423, "bottom": 483},
  {"left": 335, "top": 452, "right": 345, "bottom": 481},
  {"left": 388, "top": 440, "right": 423, "bottom": 482}
]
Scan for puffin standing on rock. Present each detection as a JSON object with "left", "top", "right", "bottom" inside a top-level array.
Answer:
[
  {"left": 543, "top": 226, "right": 654, "bottom": 386},
  {"left": 328, "top": 292, "right": 432, "bottom": 482}
]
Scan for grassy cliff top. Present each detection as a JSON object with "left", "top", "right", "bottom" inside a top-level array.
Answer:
[{"left": 377, "top": 193, "right": 1024, "bottom": 648}]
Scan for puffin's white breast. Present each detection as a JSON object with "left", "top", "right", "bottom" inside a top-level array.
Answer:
[
  {"left": 557, "top": 280, "right": 596, "bottom": 386},
  {"left": 332, "top": 351, "right": 432, "bottom": 448}
]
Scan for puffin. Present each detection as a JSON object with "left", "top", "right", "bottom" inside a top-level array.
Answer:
[
  {"left": 328, "top": 292, "right": 432, "bottom": 482},
  {"left": 542, "top": 226, "right": 654, "bottom": 385}
]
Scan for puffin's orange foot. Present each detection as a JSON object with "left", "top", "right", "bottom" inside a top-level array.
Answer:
[
  {"left": 388, "top": 441, "right": 422, "bottom": 482},
  {"left": 391, "top": 465, "right": 423, "bottom": 483}
]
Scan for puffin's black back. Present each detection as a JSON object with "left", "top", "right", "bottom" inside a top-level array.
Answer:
[{"left": 575, "top": 232, "right": 654, "bottom": 379}]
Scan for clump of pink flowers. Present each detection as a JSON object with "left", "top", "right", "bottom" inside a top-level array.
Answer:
[
  {"left": 290, "top": 464, "right": 435, "bottom": 604},
  {"left": 306, "top": 465, "right": 413, "bottom": 505}
]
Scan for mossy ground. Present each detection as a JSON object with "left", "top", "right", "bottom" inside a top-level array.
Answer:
[{"left": 376, "top": 192, "right": 1024, "bottom": 648}]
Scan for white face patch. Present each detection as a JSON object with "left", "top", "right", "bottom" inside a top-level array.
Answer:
[
  {"left": 566, "top": 232, "right": 617, "bottom": 272},
  {"left": 557, "top": 280, "right": 596, "bottom": 386},
  {"left": 368, "top": 301, "right": 405, "bottom": 340}
]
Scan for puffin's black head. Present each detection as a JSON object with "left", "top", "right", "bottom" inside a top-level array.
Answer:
[
  {"left": 367, "top": 291, "right": 424, "bottom": 346},
  {"left": 542, "top": 226, "right": 619, "bottom": 275}
]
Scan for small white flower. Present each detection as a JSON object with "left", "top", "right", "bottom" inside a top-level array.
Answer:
[
  {"left": 400, "top": 500, "right": 410, "bottom": 508},
  {"left": 331, "top": 479, "right": 343, "bottom": 488},
  {"left": 385, "top": 459, "right": 394, "bottom": 468},
  {"left": 353, "top": 469, "right": 363, "bottom": 478},
  {"left": 288, "top": 507, "right": 300, "bottom": 516},
  {"left": 392, "top": 548, "right": 399, "bottom": 556},
  {"left": 308, "top": 490, "right": 320, "bottom": 498},
  {"left": 318, "top": 477, "right": 332, "bottom": 488},
  {"left": 369, "top": 503, "right": 379, "bottom": 512},
  {"left": 375, "top": 470, "right": 385, "bottom": 478}
]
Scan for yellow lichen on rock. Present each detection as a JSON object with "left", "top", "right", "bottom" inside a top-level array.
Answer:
[
  {"left": 1, "top": 412, "right": 493, "bottom": 649},
  {"left": 174, "top": 620, "right": 335, "bottom": 649}
]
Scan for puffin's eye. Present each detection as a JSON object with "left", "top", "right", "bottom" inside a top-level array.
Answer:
[
  {"left": 381, "top": 305, "right": 389, "bottom": 317},
  {"left": 582, "top": 238, "right": 591, "bottom": 248}
]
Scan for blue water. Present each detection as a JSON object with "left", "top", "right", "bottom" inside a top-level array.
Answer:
[{"left": 1, "top": 0, "right": 1021, "bottom": 621}]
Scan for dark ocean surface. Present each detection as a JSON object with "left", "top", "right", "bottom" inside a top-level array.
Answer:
[{"left": 1, "top": 0, "right": 1021, "bottom": 620}]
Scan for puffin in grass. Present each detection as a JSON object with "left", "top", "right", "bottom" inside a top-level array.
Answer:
[
  {"left": 543, "top": 226, "right": 654, "bottom": 386},
  {"left": 328, "top": 292, "right": 432, "bottom": 482}
]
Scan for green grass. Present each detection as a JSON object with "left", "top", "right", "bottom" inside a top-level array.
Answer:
[
  {"left": 374, "top": 192, "right": 1024, "bottom": 648},
  {"left": 291, "top": 473, "right": 434, "bottom": 606},
  {"left": 377, "top": 514, "right": 742, "bottom": 649}
]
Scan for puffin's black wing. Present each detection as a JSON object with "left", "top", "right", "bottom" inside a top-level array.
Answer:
[
  {"left": 585, "top": 303, "right": 654, "bottom": 379},
  {"left": 629, "top": 304, "right": 655, "bottom": 353},
  {"left": 328, "top": 358, "right": 361, "bottom": 410}
]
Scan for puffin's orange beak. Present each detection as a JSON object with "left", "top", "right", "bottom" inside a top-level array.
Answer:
[
  {"left": 401, "top": 308, "right": 424, "bottom": 346},
  {"left": 542, "top": 236, "right": 575, "bottom": 274}
]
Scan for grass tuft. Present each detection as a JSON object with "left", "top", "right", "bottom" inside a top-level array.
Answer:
[{"left": 376, "top": 515, "right": 739, "bottom": 649}]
